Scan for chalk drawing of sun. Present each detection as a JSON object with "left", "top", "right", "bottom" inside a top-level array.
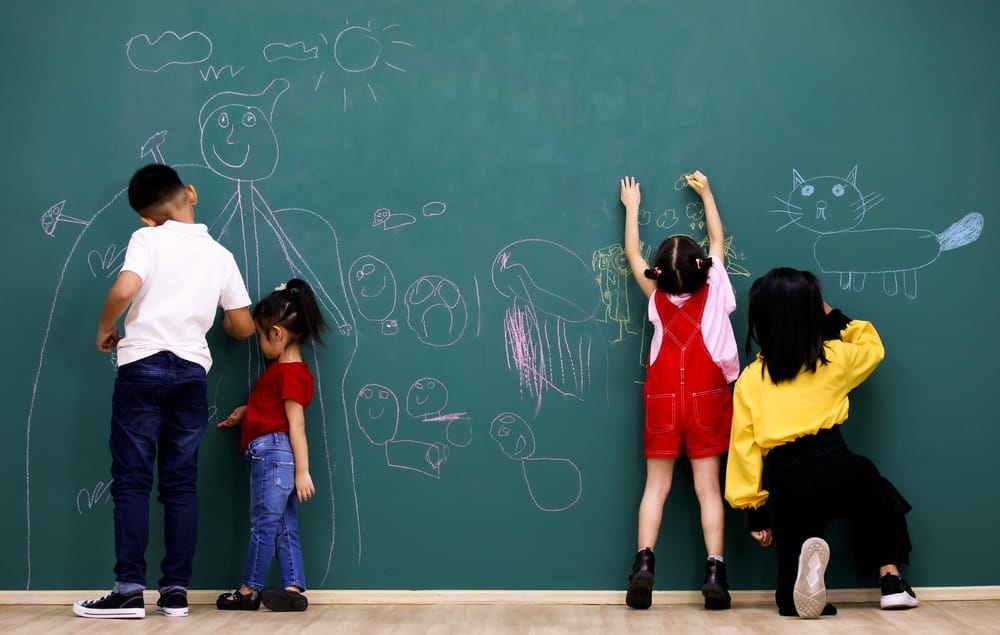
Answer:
[{"left": 323, "top": 20, "right": 413, "bottom": 112}]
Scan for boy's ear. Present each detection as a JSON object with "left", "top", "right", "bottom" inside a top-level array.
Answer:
[
  {"left": 186, "top": 184, "right": 198, "bottom": 206},
  {"left": 138, "top": 215, "right": 158, "bottom": 227}
]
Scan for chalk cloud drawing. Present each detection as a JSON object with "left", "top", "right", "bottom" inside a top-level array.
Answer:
[
  {"left": 348, "top": 255, "right": 399, "bottom": 336},
  {"left": 372, "top": 201, "right": 447, "bottom": 231},
  {"left": 126, "top": 31, "right": 213, "bottom": 72},
  {"left": 490, "top": 411, "right": 582, "bottom": 512},
  {"left": 770, "top": 167, "right": 984, "bottom": 298},
  {"left": 491, "top": 239, "right": 600, "bottom": 414}
]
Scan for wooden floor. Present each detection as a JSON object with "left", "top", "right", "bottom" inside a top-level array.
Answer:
[{"left": 3, "top": 600, "right": 1000, "bottom": 634}]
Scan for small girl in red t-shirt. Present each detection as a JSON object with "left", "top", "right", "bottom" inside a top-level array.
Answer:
[{"left": 217, "top": 278, "right": 328, "bottom": 612}]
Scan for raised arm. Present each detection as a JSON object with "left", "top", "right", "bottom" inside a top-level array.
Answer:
[
  {"left": 687, "top": 170, "right": 725, "bottom": 263},
  {"left": 620, "top": 177, "right": 656, "bottom": 299}
]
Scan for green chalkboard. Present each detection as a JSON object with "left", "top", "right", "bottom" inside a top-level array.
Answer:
[{"left": 2, "top": 0, "right": 997, "bottom": 592}]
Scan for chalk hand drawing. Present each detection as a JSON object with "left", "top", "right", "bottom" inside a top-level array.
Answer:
[
  {"left": 126, "top": 31, "right": 213, "bottom": 72},
  {"left": 405, "top": 377, "right": 472, "bottom": 447},
  {"left": 592, "top": 242, "right": 650, "bottom": 343},
  {"left": 39, "top": 200, "right": 88, "bottom": 237},
  {"left": 770, "top": 167, "right": 985, "bottom": 299},
  {"left": 492, "top": 239, "right": 600, "bottom": 414},
  {"left": 87, "top": 243, "right": 126, "bottom": 279},
  {"left": 404, "top": 275, "right": 468, "bottom": 347},
  {"left": 140, "top": 130, "right": 168, "bottom": 164},
  {"left": 490, "top": 412, "right": 581, "bottom": 512},
  {"left": 372, "top": 207, "right": 415, "bottom": 231},
  {"left": 76, "top": 479, "right": 112, "bottom": 514},
  {"left": 348, "top": 255, "right": 398, "bottom": 336},
  {"left": 354, "top": 383, "right": 464, "bottom": 478}
]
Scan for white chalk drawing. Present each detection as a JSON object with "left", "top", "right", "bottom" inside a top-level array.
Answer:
[
  {"left": 491, "top": 239, "right": 600, "bottom": 414},
  {"left": 489, "top": 412, "right": 582, "bottom": 512},
  {"left": 403, "top": 275, "right": 468, "bottom": 347},
  {"left": 126, "top": 31, "right": 213, "bottom": 72},
  {"left": 263, "top": 21, "right": 413, "bottom": 109},
  {"left": 263, "top": 41, "right": 320, "bottom": 62},
  {"left": 348, "top": 255, "right": 399, "bottom": 336},
  {"left": 39, "top": 200, "right": 88, "bottom": 237},
  {"left": 353, "top": 382, "right": 469, "bottom": 479},
  {"left": 405, "top": 377, "right": 472, "bottom": 447},
  {"left": 770, "top": 167, "right": 985, "bottom": 298},
  {"left": 76, "top": 479, "right": 113, "bottom": 515},
  {"left": 86, "top": 243, "right": 126, "bottom": 279},
  {"left": 372, "top": 201, "right": 448, "bottom": 231},
  {"left": 372, "top": 207, "right": 415, "bottom": 231},
  {"left": 140, "top": 130, "right": 168, "bottom": 164},
  {"left": 199, "top": 65, "right": 244, "bottom": 81}
]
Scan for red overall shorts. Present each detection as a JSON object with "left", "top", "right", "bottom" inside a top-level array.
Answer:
[{"left": 643, "top": 286, "right": 733, "bottom": 459}]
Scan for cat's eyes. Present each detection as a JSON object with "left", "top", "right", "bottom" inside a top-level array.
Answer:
[
  {"left": 832, "top": 184, "right": 845, "bottom": 196},
  {"left": 801, "top": 185, "right": 815, "bottom": 196}
]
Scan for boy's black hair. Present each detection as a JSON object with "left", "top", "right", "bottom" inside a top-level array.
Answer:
[
  {"left": 127, "top": 163, "right": 185, "bottom": 213},
  {"left": 644, "top": 235, "right": 712, "bottom": 294},
  {"left": 253, "top": 278, "right": 328, "bottom": 347},
  {"left": 745, "top": 267, "right": 828, "bottom": 384}
]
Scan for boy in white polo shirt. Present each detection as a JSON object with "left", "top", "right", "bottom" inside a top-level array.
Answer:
[{"left": 74, "top": 164, "right": 255, "bottom": 619}]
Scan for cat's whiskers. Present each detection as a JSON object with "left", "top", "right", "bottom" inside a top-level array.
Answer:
[
  {"left": 773, "top": 195, "right": 802, "bottom": 210},
  {"left": 775, "top": 215, "right": 803, "bottom": 232}
]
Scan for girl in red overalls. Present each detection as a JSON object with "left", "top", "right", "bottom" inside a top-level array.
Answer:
[{"left": 619, "top": 172, "right": 740, "bottom": 610}]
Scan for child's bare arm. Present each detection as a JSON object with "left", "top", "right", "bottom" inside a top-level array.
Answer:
[
  {"left": 620, "top": 177, "right": 656, "bottom": 299},
  {"left": 223, "top": 307, "right": 255, "bottom": 340},
  {"left": 286, "top": 400, "right": 315, "bottom": 503},
  {"left": 687, "top": 170, "right": 725, "bottom": 263},
  {"left": 217, "top": 405, "right": 247, "bottom": 428},
  {"left": 96, "top": 271, "right": 142, "bottom": 352}
]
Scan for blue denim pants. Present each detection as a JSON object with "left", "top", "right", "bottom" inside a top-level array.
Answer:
[
  {"left": 242, "top": 432, "right": 306, "bottom": 591},
  {"left": 109, "top": 351, "right": 208, "bottom": 590}
]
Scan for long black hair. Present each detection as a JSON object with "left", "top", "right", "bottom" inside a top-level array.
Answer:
[
  {"left": 644, "top": 235, "right": 713, "bottom": 294},
  {"left": 253, "top": 278, "right": 328, "bottom": 347},
  {"left": 745, "top": 267, "right": 828, "bottom": 384}
]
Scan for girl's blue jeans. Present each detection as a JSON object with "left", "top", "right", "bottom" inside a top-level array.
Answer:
[{"left": 242, "top": 432, "right": 306, "bottom": 591}]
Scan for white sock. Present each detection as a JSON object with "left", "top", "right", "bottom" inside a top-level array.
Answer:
[{"left": 708, "top": 555, "right": 724, "bottom": 562}]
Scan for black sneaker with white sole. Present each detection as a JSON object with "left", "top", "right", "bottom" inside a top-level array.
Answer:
[
  {"left": 880, "top": 574, "right": 919, "bottom": 609},
  {"left": 156, "top": 589, "right": 189, "bottom": 617},
  {"left": 73, "top": 591, "right": 145, "bottom": 619}
]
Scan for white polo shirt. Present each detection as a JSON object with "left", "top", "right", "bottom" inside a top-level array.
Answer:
[{"left": 116, "top": 220, "right": 251, "bottom": 373}]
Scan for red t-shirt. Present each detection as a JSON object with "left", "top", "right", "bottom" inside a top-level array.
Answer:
[{"left": 241, "top": 361, "right": 315, "bottom": 452}]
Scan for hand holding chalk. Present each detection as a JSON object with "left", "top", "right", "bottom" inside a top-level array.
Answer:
[{"left": 685, "top": 170, "right": 711, "bottom": 196}]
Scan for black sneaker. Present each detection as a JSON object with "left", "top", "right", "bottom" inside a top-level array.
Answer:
[
  {"left": 792, "top": 537, "right": 830, "bottom": 619},
  {"left": 702, "top": 558, "right": 732, "bottom": 610},
  {"left": 625, "top": 548, "right": 655, "bottom": 610},
  {"left": 73, "top": 591, "right": 145, "bottom": 619},
  {"left": 261, "top": 588, "right": 309, "bottom": 612},
  {"left": 156, "top": 589, "right": 189, "bottom": 617},
  {"left": 880, "top": 574, "right": 919, "bottom": 609}
]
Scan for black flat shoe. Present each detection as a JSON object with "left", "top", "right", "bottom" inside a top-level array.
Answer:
[
  {"left": 216, "top": 589, "right": 261, "bottom": 610},
  {"left": 261, "top": 588, "right": 308, "bottom": 612}
]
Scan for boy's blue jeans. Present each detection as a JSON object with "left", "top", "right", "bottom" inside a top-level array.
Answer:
[
  {"left": 242, "top": 432, "right": 306, "bottom": 591},
  {"left": 109, "top": 351, "right": 208, "bottom": 591}
]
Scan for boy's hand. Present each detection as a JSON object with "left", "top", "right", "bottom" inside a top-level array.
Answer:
[
  {"left": 296, "top": 472, "right": 315, "bottom": 503},
  {"left": 96, "top": 326, "right": 121, "bottom": 352},
  {"left": 620, "top": 176, "right": 641, "bottom": 210},
  {"left": 686, "top": 170, "right": 712, "bottom": 197},
  {"left": 750, "top": 529, "right": 773, "bottom": 547},
  {"left": 218, "top": 405, "right": 247, "bottom": 428}
]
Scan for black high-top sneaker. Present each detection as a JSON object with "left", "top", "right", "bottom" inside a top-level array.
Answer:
[
  {"left": 625, "top": 548, "right": 655, "bottom": 609},
  {"left": 702, "top": 557, "right": 732, "bottom": 610}
]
